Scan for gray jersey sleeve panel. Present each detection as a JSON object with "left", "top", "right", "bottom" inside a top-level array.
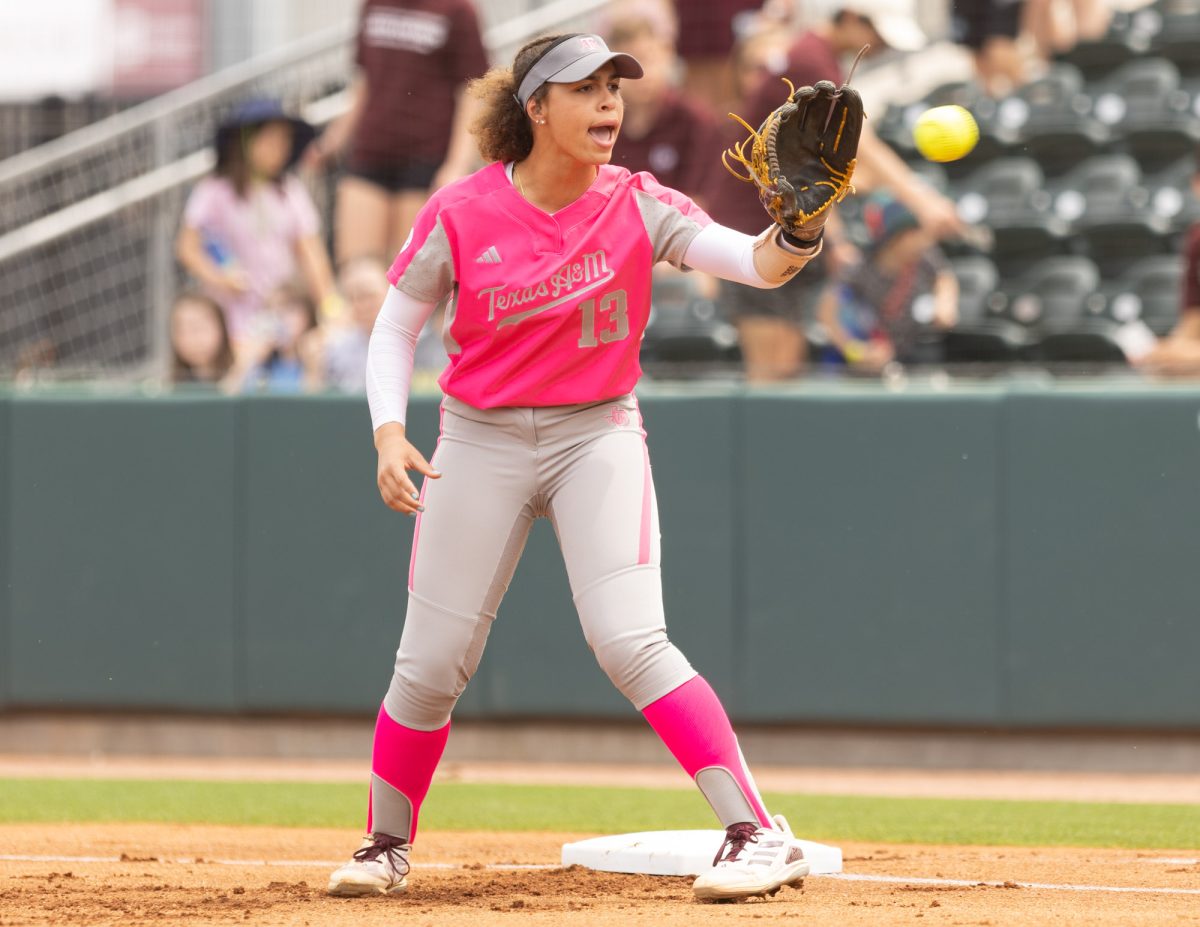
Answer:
[
  {"left": 395, "top": 219, "right": 456, "bottom": 304},
  {"left": 633, "top": 189, "right": 707, "bottom": 270}
]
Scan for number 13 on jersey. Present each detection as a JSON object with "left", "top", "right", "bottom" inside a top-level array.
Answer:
[{"left": 577, "top": 289, "right": 629, "bottom": 348}]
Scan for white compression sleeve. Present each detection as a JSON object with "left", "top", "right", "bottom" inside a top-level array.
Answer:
[
  {"left": 365, "top": 286, "right": 438, "bottom": 431},
  {"left": 682, "top": 222, "right": 822, "bottom": 289}
]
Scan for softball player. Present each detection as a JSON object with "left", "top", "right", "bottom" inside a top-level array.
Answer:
[{"left": 328, "top": 32, "right": 828, "bottom": 903}]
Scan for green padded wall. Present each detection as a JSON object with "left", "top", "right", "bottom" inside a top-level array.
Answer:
[
  {"left": 6, "top": 395, "right": 239, "bottom": 710},
  {"left": 0, "top": 396, "right": 10, "bottom": 708},
  {"left": 738, "top": 391, "right": 1004, "bottom": 724},
  {"left": 1004, "top": 390, "right": 1200, "bottom": 726},
  {"left": 241, "top": 396, "right": 416, "bottom": 713},
  {"left": 2, "top": 387, "right": 1200, "bottom": 729}
]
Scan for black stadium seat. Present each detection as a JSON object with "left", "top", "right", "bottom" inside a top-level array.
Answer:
[
  {"left": 1150, "top": 0, "right": 1200, "bottom": 75},
  {"left": 1101, "top": 254, "right": 1186, "bottom": 337},
  {"left": 1050, "top": 154, "right": 1173, "bottom": 274},
  {"left": 996, "top": 64, "right": 1109, "bottom": 176},
  {"left": 643, "top": 281, "right": 740, "bottom": 375},
  {"left": 1056, "top": 6, "right": 1161, "bottom": 78},
  {"left": 953, "top": 158, "right": 1069, "bottom": 274},
  {"left": 998, "top": 256, "right": 1126, "bottom": 364},
  {"left": 1091, "top": 58, "right": 1200, "bottom": 168},
  {"left": 1146, "top": 156, "right": 1200, "bottom": 234},
  {"left": 941, "top": 255, "right": 1031, "bottom": 363}
]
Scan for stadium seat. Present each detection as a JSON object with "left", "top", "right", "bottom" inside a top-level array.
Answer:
[
  {"left": 996, "top": 64, "right": 1109, "bottom": 177},
  {"left": 1150, "top": 0, "right": 1200, "bottom": 75},
  {"left": 1100, "top": 254, "right": 1185, "bottom": 337},
  {"left": 952, "top": 157, "right": 1069, "bottom": 274},
  {"left": 1146, "top": 155, "right": 1200, "bottom": 233},
  {"left": 1050, "top": 154, "right": 1173, "bottom": 274},
  {"left": 1091, "top": 58, "right": 1200, "bottom": 169},
  {"left": 643, "top": 285, "right": 740, "bottom": 376},
  {"left": 941, "top": 255, "right": 1030, "bottom": 363},
  {"left": 1055, "top": 6, "right": 1161, "bottom": 78},
  {"left": 999, "top": 256, "right": 1126, "bottom": 364}
]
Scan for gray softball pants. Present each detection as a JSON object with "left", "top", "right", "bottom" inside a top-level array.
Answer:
[{"left": 383, "top": 393, "right": 697, "bottom": 730}]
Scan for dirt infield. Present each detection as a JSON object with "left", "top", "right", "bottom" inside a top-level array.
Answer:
[{"left": 2, "top": 824, "right": 1198, "bottom": 926}]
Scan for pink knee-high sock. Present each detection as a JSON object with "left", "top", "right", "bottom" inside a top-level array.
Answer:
[
  {"left": 366, "top": 703, "right": 450, "bottom": 841},
  {"left": 642, "top": 675, "right": 773, "bottom": 828}
]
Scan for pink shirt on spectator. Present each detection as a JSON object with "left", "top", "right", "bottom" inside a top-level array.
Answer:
[
  {"left": 386, "top": 161, "right": 712, "bottom": 409},
  {"left": 183, "top": 174, "right": 320, "bottom": 338}
]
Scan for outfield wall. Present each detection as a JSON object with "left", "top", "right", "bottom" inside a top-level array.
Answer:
[{"left": 1, "top": 384, "right": 1198, "bottom": 729}]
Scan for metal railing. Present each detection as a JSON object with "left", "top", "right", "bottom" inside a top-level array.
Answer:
[{"left": 0, "top": 0, "right": 609, "bottom": 380}]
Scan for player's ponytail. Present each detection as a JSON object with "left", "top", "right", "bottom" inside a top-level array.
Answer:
[{"left": 469, "top": 34, "right": 563, "bottom": 164}]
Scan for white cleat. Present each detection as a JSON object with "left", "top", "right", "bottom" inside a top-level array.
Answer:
[
  {"left": 327, "top": 833, "right": 411, "bottom": 896},
  {"left": 692, "top": 814, "right": 810, "bottom": 902}
]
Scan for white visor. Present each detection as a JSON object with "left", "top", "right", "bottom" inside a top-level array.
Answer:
[{"left": 514, "top": 34, "right": 643, "bottom": 109}]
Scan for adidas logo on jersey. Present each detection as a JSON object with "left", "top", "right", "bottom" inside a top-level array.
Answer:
[{"left": 475, "top": 245, "right": 502, "bottom": 264}]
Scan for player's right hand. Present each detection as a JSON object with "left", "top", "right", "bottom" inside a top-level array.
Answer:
[{"left": 375, "top": 424, "right": 441, "bottom": 516}]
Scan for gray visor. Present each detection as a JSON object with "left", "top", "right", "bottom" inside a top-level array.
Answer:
[{"left": 514, "top": 34, "right": 643, "bottom": 109}]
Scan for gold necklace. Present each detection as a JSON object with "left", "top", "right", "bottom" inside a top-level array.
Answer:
[{"left": 514, "top": 162, "right": 526, "bottom": 198}]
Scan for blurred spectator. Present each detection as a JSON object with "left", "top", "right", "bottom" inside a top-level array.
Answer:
[
  {"left": 304, "top": 257, "right": 450, "bottom": 393},
  {"left": 175, "top": 99, "right": 339, "bottom": 352},
  {"left": 817, "top": 195, "right": 958, "bottom": 373},
  {"left": 306, "top": 0, "right": 489, "bottom": 266},
  {"left": 671, "top": 0, "right": 764, "bottom": 116},
  {"left": 237, "top": 285, "right": 321, "bottom": 394},
  {"left": 606, "top": 3, "right": 727, "bottom": 304},
  {"left": 1137, "top": 152, "right": 1200, "bottom": 376},
  {"left": 169, "top": 291, "right": 235, "bottom": 386},
  {"left": 607, "top": 3, "right": 725, "bottom": 211},
  {"left": 711, "top": 0, "right": 963, "bottom": 380},
  {"left": 731, "top": 24, "right": 792, "bottom": 104},
  {"left": 1024, "top": 0, "right": 1112, "bottom": 58},
  {"left": 305, "top": 257, "right": 388, "bottom": 393},
  {"left": 951, "top": 0, "right": 1029, "bottom": 96}
]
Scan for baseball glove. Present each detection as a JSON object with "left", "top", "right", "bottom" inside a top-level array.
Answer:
[{"left": 723, "top": 78, "right": 864, "bottom": 240}]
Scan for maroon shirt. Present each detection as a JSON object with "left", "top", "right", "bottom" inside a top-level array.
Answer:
[
  {"left": 350, "top": 0, "right": 489, "bottom": 169},
  {"left": 673, "top": 0, "right": 762, "bottom": 58},
  {"left": 710, "top": 30, "right": 844, "bottom": 234},
  {"left": 612, "top": 91, "right": 726, "bottom": 208},
  {"left": 1184, "top": 223, "right": 1200, "bottom": 313}
]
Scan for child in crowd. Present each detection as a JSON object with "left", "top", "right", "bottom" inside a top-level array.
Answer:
[
  {"left": 819, "top": 196, "right": 959, "bottom": 373},
  {"left": 239, "top": 285, "right": 320, "bottom": 394},
  {"left": 168, "top": 291, "right": 235, "bottom": 386},
  {"left": 306, "top": 257, "right": 449, "bottom": 394},
  {"left": 174, "top": 98, "right": 339, "bottom": 352}
]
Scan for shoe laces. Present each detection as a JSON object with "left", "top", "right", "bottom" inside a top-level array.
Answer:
[
  {"left": 353, "top": 833, "right": 411, "bottom": 876},
  {"left": 713, "top": 822, "right": 760, "bottom": 866}
]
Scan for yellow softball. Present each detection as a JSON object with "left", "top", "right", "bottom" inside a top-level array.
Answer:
[{"left": 912, "top": 105, "right": 979, "bottom": 163}]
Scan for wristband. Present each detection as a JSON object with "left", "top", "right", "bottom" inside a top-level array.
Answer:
[{"left": 780, "top": 227, "right": 824, "bottom": 251}]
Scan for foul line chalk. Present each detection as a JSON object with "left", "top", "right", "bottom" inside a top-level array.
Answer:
[
  {"left": 0, "top": 854, "right": 554, "bottom": 871},
  {"left": 1, "top": 854, "right": 1197, "bottom": 896},
  {"left": 826, "top": 872, "right": 1200, "bottom": 896}
]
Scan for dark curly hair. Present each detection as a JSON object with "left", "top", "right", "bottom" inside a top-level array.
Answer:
[{"left": 469, "top": 34, "right": 572, "bottom": 164}]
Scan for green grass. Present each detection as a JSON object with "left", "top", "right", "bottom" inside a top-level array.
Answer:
[{"left": 1, "top": 778, "right": 1196, "bottom": 850}]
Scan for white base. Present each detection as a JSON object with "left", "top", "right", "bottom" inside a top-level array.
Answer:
[{"left": 561, "top": 830, "right": 842, "bottom": 878}]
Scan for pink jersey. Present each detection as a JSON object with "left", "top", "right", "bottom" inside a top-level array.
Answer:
[{"left": 386, "top": 161, "right": 712, "bottom": 408}]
